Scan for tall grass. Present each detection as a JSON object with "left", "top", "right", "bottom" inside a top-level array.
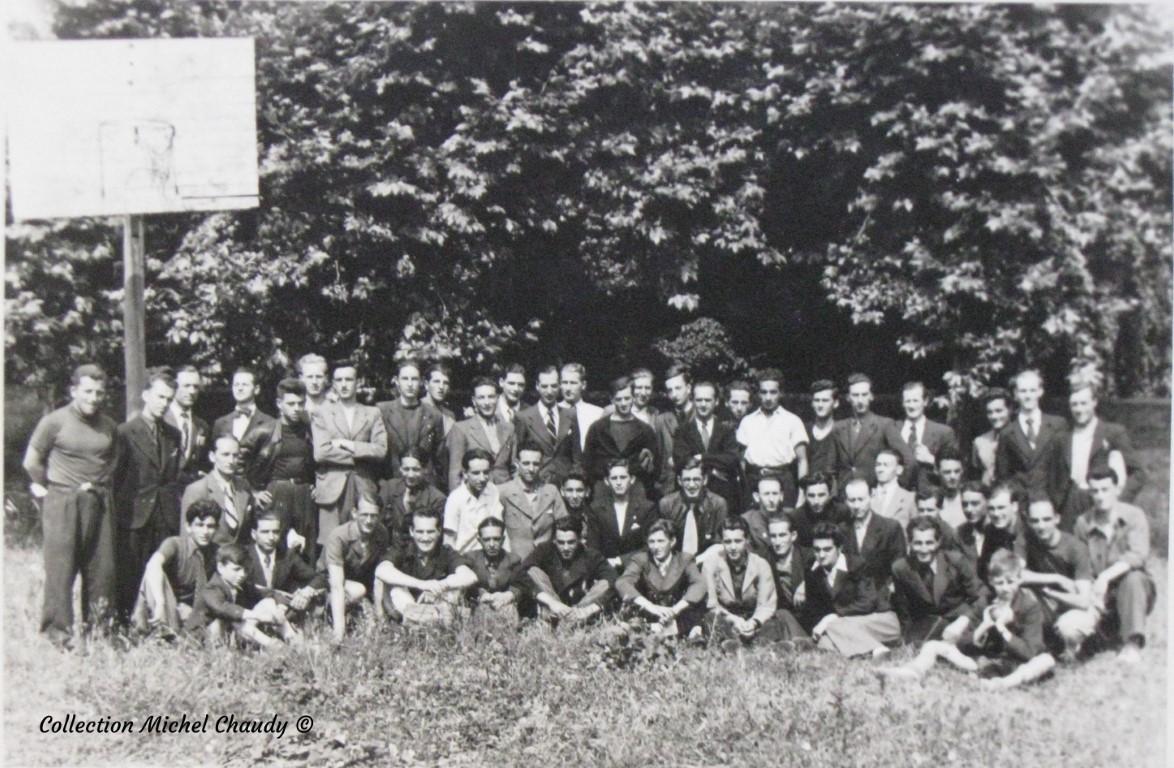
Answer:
[{"left": 3, "top": 547, "right": 1167, "bottom": 767}]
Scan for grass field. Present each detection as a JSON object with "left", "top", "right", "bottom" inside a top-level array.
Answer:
[{"left": 2, "top": 542, "right": 1167, "bottom": 768}]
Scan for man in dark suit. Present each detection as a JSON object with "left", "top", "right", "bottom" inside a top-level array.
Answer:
[
  {"left": 583, "top": 376, "right": 661, "bottom": 499},
  {"left": 244, "top": 512, "right": 325, "bottom": 620},
  {"left": 376, "top": 359, "right": 445, "bottom": 483},
  {"left": 114, "top": 368, "right": 184, "bottom": 619},
  {"left": 896, "top": 381, "right": 959, "bottom": 491},
  {"left": 181, "top": 436, "right": 258, "bottom": 547},
  {"left": 523, "top": 517, "right": 618, "bottom": 625},
  {"left": 652, "top": 363, "right": 694, "bottom": 496},
  {"left": 250, "top": 378, "right": 316, "bottom": 560},
  {"left": 839, "top": 474, "right": 906, "bottom": 610},
  {"left": 832, "top": 373, "right": 915, "bottom": 488},
  {"left": 378, "top": 450, "right": 446, "bottom": 552},
  {"left": 164, "top": 365, "right": 210, "bottom": 487},
  {"left": 891, "top": 516, "right": 987, "bottom": 646},
  {"left": 764, "top": 513, "right": 812, "bottom": 641},
  {"left": 657, "top": 456, "right": 727, "bottom": 568},
  {"left": 212, "top": 366, "right": 276, "bottom": 485},
  {"left": 995, "top": 369, "right": 1069, "bottom": 512},
  {"left": 584, "top": 459, "right": 658, "bottom": 569},
  {"left": 673, "top": 380, "right": 742, "bottom": 514},
  {"left": 790, "top": 471, "right": 852, "bottom": 550},
  {"left": 446, "top": 376, "right": 516, "bottom": 491},
  {"left": 513, "top": 365, "right": 578, "bottom": 486}
]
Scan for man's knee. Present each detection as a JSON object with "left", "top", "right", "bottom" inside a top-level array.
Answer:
[
  {"left": 343, "top": 581, "right": 367, "bottom": 604},
  {"left": 1055, "top": 609, "right": 1097, "bottom": 643}
]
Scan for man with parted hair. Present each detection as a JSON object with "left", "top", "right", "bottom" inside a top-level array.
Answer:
[
  {"left": 496, "top": 363, "right": 527, "bottom": 425},
  {"left": 616, "top": 518, "right": 708, "bottom": 638},
  {"left": 702, "top": 516, "right": 781, "bottom": 646},
  {"left": 995, "top": 369, "right": 1069, "bottom": 512},
  {"left": 512, "top": 365, "right": 577, "bottom": 486},
  {"left": 805, "top": 379, "right": 847, "bottom": 478},
  {"left": 585, "top": 458, "right": 659, "bottom": 568},
  {"left": 560, "top": 362, "right": 604, "bottom": 453},
  {"left": 24, "top": 363, "right": 120, "bottom": 644},
  {"left": 244, "top": 510, "right": 326, "bottom": 621},
  {"left": 376, "top": 358, "right": 445, "bottom": 482},
  {"left": 971, "top": 387, "right": 1011, "bottom": 486},
  {"left": 870, "top": 448, "right": 916, "bottom": 526},
  {"left": 740, "top": 473, "right": 787, "bottom": 556},
  {"left": 657, "top": 455, "right": 728, "bottom": 568},
  {"left": 443, "top": 447, "right": 505, "bottom": 555},
  {"left": 736, "top": 368, "right": 809, "bottom": 508},
  {"left": 497, "top": 442, "right": 567, "bottom": 560},
  {"left": 840, "top": 473, "right": 906, "bottom": 610},
  {"left": 311, "top": 360, "right": 388, "bottom": 547},
  {"left": 422, "top": 361, "right": 457, "bottom": 438},
  {"left": 673, "top": 380, "right": 742, "bottom": 514},
  {"left": 212, "top": 366, "right": 277, "bottom": 483},
  {"left": 583, "top": 376, "right": 661, "bottom": 498},
  {"left": 446, "top": 376, "right": 516, "bottom": 491},
  {"left": 629, "top": 367, "right": 660, "bottom": 425},
  {"left": 897, "top": 380, "right": 958, "bottom": 490},
  {"left": 250, "top": 377, "right": 316, "bottom": 559},
  {"left": 297, "top": 353, "right": 332, "bottom": 416},
  {"left": 831, "top": 372, "right": 914, "bottom": 488},
  {"left": 378, "top": 449, "right": 446, "bottom": 552},
  {"left": 164, "top": 364, "right": 210, "bottom": 486},
  {"left": 523, "top": 516, "right": 618, "bottom": 625},
  {"left": 181, "top": 435, "right": 258, "bottom": 547},
  {"left": 114, "top": 366, "right": 184, "bottom": 618},
  {"left": 653, "top": 362, "right": 695, "bottom": 495},
  {"left": 764, "top": 513, "right": 813, "bottom": 643}
]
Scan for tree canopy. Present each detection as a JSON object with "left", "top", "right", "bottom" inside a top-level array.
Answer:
[{"left": 7, "top": 2, "right": 1171, "bottom": 401}]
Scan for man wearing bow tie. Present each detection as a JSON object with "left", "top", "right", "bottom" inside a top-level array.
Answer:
[
  {"left": 995, "top": 369, "right": 1069, "bottom": 513},
  {"left": 164, "top": 365, "right": 210, "bottom": 486},
  {"left": 212, "top": 366, "right": 276, "bottom": 485}
]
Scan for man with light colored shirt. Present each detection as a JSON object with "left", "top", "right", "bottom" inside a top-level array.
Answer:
[
  {"left": 995, "top": 369, "right": 1068, "bottom": 512},
  {"left": 181, "top": 435, "right": 258, "bottom": 547},
  {"left": 736, "top": 368, "right": 809, "bottom": 507},
  {"left": 212, "top": 366, "right": 276, "bottom": 483},
  {"left": 658, "top": 457, "right": 727, "bottom": 568},
  {"left": 497, "top": 364, "right": 527, "bottom": 424},
  {"left": 496, "top": 444, "right": 567, "bottom": 559},
  {"left": 165, "top": 365, "right": 210, "bottom": 486},
  {"left": 560, "top": 362, "right": 603, "bottom": 452},
  {"left": 446, "top": 377, "right": 516, "bottom": 490},
  {"left": 841, "top": 475, "right": 905, "bottom": 609},
  {"left": 513, "top": 366, "right": 577, "bottom": 486},
  {"left": 971, "top": 387, "right": 1011, "bottom": 486},
  {"left": 831, "top": 373, "right": 914, "bottom": 488},
  {"left": 1057, "top": 376, "right": 1136, "bottom": 531},
  {"left": 897, "top": 381, "right": 958, "bottom": 490},
  {"left": 443, "top": 448, "right": 504, "bottom": 554}
]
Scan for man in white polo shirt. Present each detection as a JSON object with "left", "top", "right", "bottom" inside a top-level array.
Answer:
[{"left": 736, "top": 368, "right": 808, "bottom": 508}]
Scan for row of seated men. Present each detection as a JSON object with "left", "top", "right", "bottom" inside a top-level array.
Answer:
[{"left": 22, "top": 356, "right": 1143, "bottom": 660}]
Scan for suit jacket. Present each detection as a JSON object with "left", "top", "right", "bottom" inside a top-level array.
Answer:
[
  {"left": 1055, "top": 419, "right": 1142, "bottom": 523},
  {"left": 163, "top": 407, "right": 210, "bottom": 484},
  {"left": 186, "top": 573, "right": 261, "bottom": 629},
  {"left": 803, "top": 554, "right": 879, "bottom": 622},
  {"left": 115, "top": 416, "right": 183, "bottom": 531},
  {"left": 212, "top": 407, "right": 277, "bottom": 482},
  {"left": 894, "top": 418, "right": 958, "bottom": 490},
  {"left": 657, "top": 491, "right": 727, "bottom": 556},
  {"left": 377, "top": 477, "right": 447, "bottom": 550},
  {"left": 513, "top": 403, "right": 578, "bottom": 486},
  {"left": 840, "top": 513, "right": 906, "bottom": 610},
  {"left": 248, "top": 419, "right": 314, "bottom": 490},
  {"left": 311, "top": 402, "right": 388, "bottom": 507},
  {"left": 244, "top": 544, "right": 326, "bottom": 597},
  {"left": 446, "top": 416, "right": 515, "bottom": 491},
  {"left": 616, "top": 551, "right": 706, "bottom": 606},
  {"left": 791, "top": 501, "right": 853, "bottom": 549},
  {"left": 767, "top": 546, "right": 811, "bottom": 611},
  {"left": 653, "top": 406, "right": 692, "bottom": 493},
  {"left": 703, "top": 551, "right": 777, "bottom": 625},
  {"left": 496, "top": 478, "right": 568, "bottom": 560},
  {"left": 180, "top": 472, "right": 255, "bottom": 546},
  {"left": 376, "top": 399, "right": 445, "bottom": 479},
  {"left": 582, "top": 416, "right": 661, "bottom": 491},
  {"left": 870, "top": 483, "right": 917, "bottom": 527},
  {"left": 891, "top": 550, "right": 987, "bottom": 643},
  {"left": 673, "top": 417, "right": 742, "bottom": 511},
  {"left": 994, "top": 412, "right": 1068, "bottom": 507},
  {"left": 584, "top": 495, "right": 658, "bottom": 561},
  {"left": 832, "top": 412, "right": 916, "bottom": 487},
  {"left": 740, "top": 506, "right": 774, "bottom": 557}
]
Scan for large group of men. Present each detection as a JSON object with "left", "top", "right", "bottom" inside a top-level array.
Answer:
[{"left": 24, "top": 353, "right": 1155, "bottom": 686}]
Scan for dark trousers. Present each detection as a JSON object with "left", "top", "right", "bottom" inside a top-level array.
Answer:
[
  {"left": 116, "top": 512, "right": 172, "bottom": 620},
  {"left": 41, "top": 487, "right": 116, "bottom": 635}
]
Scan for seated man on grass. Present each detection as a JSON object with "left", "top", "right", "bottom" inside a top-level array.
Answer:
[
  {"left": 522, "top": 517, "right": 618, "bottom": 627},
  {"left": 323, "top": 495, "right": 390, "bottom": 643},
  {"left": 702, "top": 517, "right": 781, "bottom": 647},
  {"left": 763, "top": 513, "right": 813, "bottom": 644},
  {"left": 804, "top": 522, "right": 900, "bottom": 658},
  {"left": 878, "top": 549, "right": 1055, "bottom": 689},
  {"left": 890, "top": 516, "right": 986, "bottom": 647},
  {"left": 185, "top": 544, "right": 299, "bottom": 649},
  {"left": 463, "top": 516, "right": 526, "bottom": 624},
  {"left": 245, "top": 511, "right": 326, "bottom": 623},
  {"left": 615, "top": 519, "right": 707, "bottom": 639},
  {"left": 133, "top": 498, "right": 221, "bottom": 638},
  {"left": 374, "top": 509, "right": 477, "bottom": 626}
]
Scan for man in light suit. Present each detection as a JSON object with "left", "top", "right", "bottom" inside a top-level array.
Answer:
[
  {"left": 212, "top": 366, "right": 276, "bottom": 485},
  {"left": 376, "top": 359, "right": 445, "bottom": 482},
  {"left": 164, "top": 365, "right": 210, "bottom": 486},
  {"left": 497, "top": 443, "right": 568, "bottom": 560},
  {"left": 870, "top": 449, "right": 917, "bottom": 526},
  {"left": 832, "top": 373, "right": 915, "bottom": 488},
  {"left": 446, "top": 376, "right": 516, "bottom": 491},
  {"left": 311, "top": 360, "right": 388, "bottom": 549},
  {"left": 560, "top": 362, "right": 603, "bottom": 453},
  {"left": 995, "top": 369, "right": 1069, "bottom": 512},
  {"left": 181, "top": 435, "right": 257, "bottom": 547},
  {"left": 513, "top": 365, "right": 577, "bottom": 486},
  {"left": 897, "top": 381, "right": 959, "bottom": 491}
]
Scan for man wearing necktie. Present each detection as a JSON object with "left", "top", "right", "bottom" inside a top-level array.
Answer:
[
  {"left": 181, "top": 435, "right": 258, "bottom": 547},
  {"left": 164, "top": 365, "right": 210, "bottom": 486},
  {"left": 831, "top": 373, "right": 915, "bottom": 490},
  {"left": 245, "top": 512, "right": 325, "bottom": 620},
  {"left": 889, "top": 516, "right": 986, "bottom": 646},
  {"left": 994, "top": 369, "right": 1070, "bottom": 513},
  {"left": 672, "top": 381, "right": 743, "bottom": 515},
  {"left": 657, "top": 457, "right": 728, "bottom": 569},
  {"left": 898, "top": 381, "right": 959, "bottom": 492}
]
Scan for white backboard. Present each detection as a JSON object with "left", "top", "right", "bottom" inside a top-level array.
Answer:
[{"left": 7, "top": 38, "right": 259, "bottom": 219}]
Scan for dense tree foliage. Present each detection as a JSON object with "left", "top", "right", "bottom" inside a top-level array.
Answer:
[{"left": 6, "top": 2, "right": 1170, "bottom": 400}]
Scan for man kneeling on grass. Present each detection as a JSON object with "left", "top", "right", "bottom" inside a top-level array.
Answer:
[
  {"left": 324, "top": 495, "right": 390, "bottom": 643},
  {"left": 701, "top": 517, "right": 781, "bottom": 647},
  {"left": 133, "top": 498, "right": 221, "bottom": 638},
  {"left": 878, "top": 549, "right": 1055, "bottom": 689},
  {"left": 615, "top": 519, "right": 707, "bottom": 639},
  {"left": 522, "top": 516, "right": 618, "bottom": 626},
  {"left": 246, "top": 512, "right": 326, "bottom": 623},
  {"left": 804, "top": 522, "right": 900, "bottom": 658},
  {"left": 186, "top": 544, "right": 299, "bottom": 649},
  {"left": 374, "top": 509, "right": 477, "bottom": 626}
]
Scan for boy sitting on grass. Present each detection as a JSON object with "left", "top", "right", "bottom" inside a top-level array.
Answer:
[
  {"left": 133, "top": 498, "right": 221, "bottom": 638},
  {"left": 185, "top": 544, "right": 300, "bottom": 649},
  {"left": 877, "top": 549, "right": 1055, "bottom": 689}
]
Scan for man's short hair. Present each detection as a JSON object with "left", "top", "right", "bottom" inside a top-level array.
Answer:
[
  {"left": 692, "top": 380, "right": 718, "bottom": 399},
  {"left": 960, "top": 480, "right": 988, "bottom": 498},
  {"left": 400, "top": 447, "right": 427, "bottom": 465},
  {"left": 470, "top": 375, "right": 498, "bottom": 392},
  {"left": 252, "top": 510, "right": 283, "bottom": 530},
  {"left": 678, "top": 455, "right": 704, "bottom": 475},
  {"left": 425, "top": 361, "right": 452, "bottom": 380},
  {"left": 756, "top": 472, "right": 784, "bottom": 492},
  {"left": 185, "top": 498, "right": 222, "bottom": 525},
  {"left": 936, "top": 447, "right": 964, "bottom": 468},
  {"left": 982, "top": 387, "right": 1010, "bottom": 407},
  {"left": 233, "top": 365, "right": 259, "bottom": 382},
  {"left": 562, "top": 469, "right": 588, "bottom": 487},
  {"left": 296, "top": 354, "right": 327, "bottom": 375},
  {"left": 560, "top": 362, "right": 587, "bottom": 380},
  {"left": 902, "top": 380, "right": 927, "bottom": 398},
  {"left": 277, "top": 378, "right": 307, "bottom": 398},
  {"left": 800, "top": 471, "right": 833, "bottom": 492},
  {"left": 876, "top": 448, "right": 904, "bottom": 466},
  {"left": 846, "top": 372, "right": 872, "bottom": 388},
  {"left": 766, "top": 512, "right": 795, "bottom": 532},
  {"left": 810, "top": 522, "right": 843, "bottom": 547},
  {"left": 664, "top": 363, "right": 692, "bottom": 385},
  {"left": 630, "top": 367, "right": 655, "bottom": 383},
  {"left": 516, "top": 442, "right": 546, "bottom": 460},
  {"left": 216, "top": 544, "right": 247, "bottom": 566},
  {"left": 1087, "top": 464, "right": 1120, "bottom": 486},
  {"left": 987, "top": 549, "right": 1023, "bottom": 579},
  {"left": 606, "top": 458, "right": 630, "bottom": 474},
  {"left": 410, "top": 507, "right": 442, "bottom": 527},
  {"left": 144, "top": 366, "right": 176, "bottom": 391},
  {"left": 535, "top": 364, "right": 559, "bottom": 379},
  {"left": 1012, "top": 369, "right": 1043, "bottom": 389},
  {"left": 721, "top": 516, "right": 750, "bottom": 537},
  {"left": 396, "top": 358, "right": 423, "bottom": 377},
  {"left": 987, "top": 482, "right": 1020, "bottom": 508},
  {"left": 499, "top": 363, "right": 526, "bottom": 379},
  {"left": 916, "top": 487, "right": 945, "bottom": 508},
  {"left": 212, "top": 434, "right": 240, "bottom": 452},
  {"left": 553, "top": 516, "right": 581, "bottom": 536},
  {"left": 608, "top": 375, "right": 632, "bottom": 397},
  {"left": 842, "top": 473, "right": 872, "bottom": 495},
  {"left": 647, "top": 518, "right": 676, "bottom": 540},
  {"left": 332, "top": 359, "right": 358, "bottom": 376},
  {"left": 462, "top": 448, "right": 495, "bottom": 470},
  {"left": 809, "top": 379, "right": 837, "bottom": 396},
  {"left": 907, "top": 515, "right": 943, "bottom": 541},
  {"left": 725, "top": 380, "right": 752, "bottom": 397},
  {"left": 756, "top": 368, "right": 784, "bottom": 388},
  {"left": 477, "top": 516, "right": 506, "bottom": 536},
  {"left": 1068, "top": 371, "right": 1102, "bottom": 400}
]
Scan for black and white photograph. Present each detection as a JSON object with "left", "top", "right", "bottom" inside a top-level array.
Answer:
[{"left": 3, "top": 1, "right": 1171, "bottom": 765}]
